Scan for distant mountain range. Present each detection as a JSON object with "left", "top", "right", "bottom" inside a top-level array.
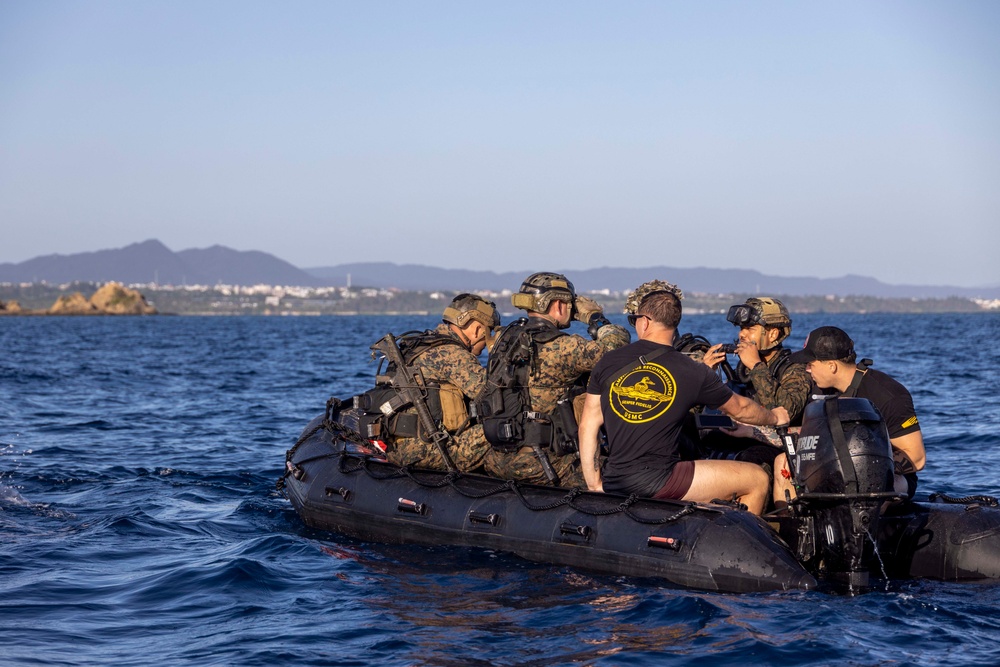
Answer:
[
  {"left": 2, "top": 239, "right": 997, "bottom": 300},
  {"left": 0, "top": 239, "right": 324, "bottom": 287}
]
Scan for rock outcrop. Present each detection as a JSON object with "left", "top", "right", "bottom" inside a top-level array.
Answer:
[
  {"left": 48, "top": 292, "right": 99, "bottom": 315},
  {"left": 1, "top": 283, "right": 158, "bottom": 316},
  {"left": 89, "top": 282, "right": 157, "bottom": 315},
  {"left": 0, "top": 299, "right": 23, "bottom": 314},
  {"left": 37, "top": 283, "right": 158, "bottom": 315}
]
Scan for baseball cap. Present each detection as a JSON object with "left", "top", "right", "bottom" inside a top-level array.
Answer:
[{"left": 788, "top": 326, "right": 855, "bottom": 364}]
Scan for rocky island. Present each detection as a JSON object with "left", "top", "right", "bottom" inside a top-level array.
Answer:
[{"left": 0, "top": 282, "right": 157, "bottom": 316}]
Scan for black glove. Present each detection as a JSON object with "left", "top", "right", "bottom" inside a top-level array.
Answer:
[{"left": 587, "top": 313, "right": 612, "bottom": 340}]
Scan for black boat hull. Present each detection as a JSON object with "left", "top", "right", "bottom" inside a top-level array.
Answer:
[
  {"left": 878, "top": 499, "right": 1000, "bottom": 580},
  {"left": 282, "top": 415, "right": 1000, "bottom": 593},
  {"left": 282, "top": 416, "right": 817, "bottom": 593}
]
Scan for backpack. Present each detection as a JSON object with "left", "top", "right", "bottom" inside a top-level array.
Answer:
[
  {"left": 475, "top": 318, "right": 572, "bottom": 454},
  {"left": 354, "top": 330, "right": 465, "bottom": 441}
]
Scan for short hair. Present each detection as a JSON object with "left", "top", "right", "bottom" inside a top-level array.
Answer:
[
  {"left": 638, "top": 290, "right": 682, "bottom": 328},
  {"left": 838, "top": 351, "right": 858, "bottom": 365}
]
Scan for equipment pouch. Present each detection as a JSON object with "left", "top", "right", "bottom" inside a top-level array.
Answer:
[
  {"left": 386, "top": 413, "right": 419, "bottom": 438},
  {"left": 482, "top": 417, "right": 523, "bottom": 452},
  {"left": 357, "top": 386, "right": 407, "bottom": 415},
  {"left": 438, "top": 383, "right": 469, "bottom": 432},
  {"left": 551, "top": 397, "right": 580, "bottom": 456}
]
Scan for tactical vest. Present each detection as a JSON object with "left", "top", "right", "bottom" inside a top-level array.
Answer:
[
  {"left": 355, "top": 330, "right": 470, "bottom": 442},
  {"left": 733, "top": 347, "right": 795, "bottom": 396},
  {"left": 476, "top": 318, "right": 581, "bottom": 454}
]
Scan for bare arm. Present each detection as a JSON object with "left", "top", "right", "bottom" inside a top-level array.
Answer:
[
  {"left": 718, "top": 393, "right": 789, "bottom": 428},
  {"left": 578, "top": 393, "right": 605, "bottom": 492},
  {"left": 890, "top": 431, "right": 926, "bottom": 471}
]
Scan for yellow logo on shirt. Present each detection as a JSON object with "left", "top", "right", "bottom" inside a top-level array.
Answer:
[
  {"left": 609, "top": 362, "right": 676, "bottom": 423},
  {"left": 901, "top": 416, "right": 919, "bottom": 429}
]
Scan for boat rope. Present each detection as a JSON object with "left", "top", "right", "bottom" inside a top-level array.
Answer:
[
  {"left": 507, "top": 482, "right": 575, "bottom": 512},
  {"left": 330, "top": 450, "right": 702, "bottom": 526},
  {"left": 623, "top": 503, "right": 698, "bottom": 525},
  {"left": 928, "top": 492, "right": 999, "bottom": 507},
  {"left": 277, "top": 421, "right": 332, "bottom": 490},
  {"left": 278, "top": 417, "right": 373, "bottom": 491},
  {"left": 447, "top": 478, "right": 519, "bottom": 499}
]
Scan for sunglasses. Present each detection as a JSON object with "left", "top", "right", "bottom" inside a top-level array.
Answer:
[{"left": 627, "top": 313, "right": 649, "bottom": 327}]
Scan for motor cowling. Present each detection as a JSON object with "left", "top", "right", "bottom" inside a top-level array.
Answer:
[{"left": 789, "top": 397, "right": 895, "bottom": 590}]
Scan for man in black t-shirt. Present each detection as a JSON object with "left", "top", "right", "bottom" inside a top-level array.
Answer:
[
  {"left": 773, "top": 326, "right": 925, "bottom": 501},
  {"left": 578, "top": 282, "right": 789, "bottom": 515}
]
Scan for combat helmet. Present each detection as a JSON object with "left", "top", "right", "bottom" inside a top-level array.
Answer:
[
  {"left": 623, "top": 280, "right": 684, "bottom": 315},
  {"left": 511, "top": 272, "right": 576, "bottom": 313},
  {"left": 443, "top": 293, "right": 500, "bottom": 329},
  {"left": 726, "top": 297, "right": 792, "bottom": 343}
]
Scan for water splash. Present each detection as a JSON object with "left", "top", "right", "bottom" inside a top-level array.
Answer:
[{"left": 866, "top": 527, "right": 891, "bottom": 592}]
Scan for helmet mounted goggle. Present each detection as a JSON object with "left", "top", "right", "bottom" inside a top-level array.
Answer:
[{"left": 726, "top": 304, "right": 761, "bottom": 328}]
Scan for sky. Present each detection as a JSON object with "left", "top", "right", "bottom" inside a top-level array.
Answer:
[{"left": 2, "top": 1, "right": 998, "bottom": 288}]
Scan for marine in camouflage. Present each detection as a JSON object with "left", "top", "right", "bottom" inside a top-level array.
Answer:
[
  {"left": 483, "top": 319, "right": 627, "bottom": 486},
  {"left": 526, "top": 326, "right": 628, "bottom": 414},
  {"left": 385, "top": 323, "right": 491, "bottom": 472}
]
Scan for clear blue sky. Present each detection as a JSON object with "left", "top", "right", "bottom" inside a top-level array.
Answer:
[{"left": 2, "top": 1, "right": 998, "bottom": 287}]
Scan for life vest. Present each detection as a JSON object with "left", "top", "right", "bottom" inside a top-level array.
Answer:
[
  {"left": 356, "top": 330, "right": 471, "bottom": 442},
  {"left": 476, "top": 318, "right": 581, "bottom": 454}
]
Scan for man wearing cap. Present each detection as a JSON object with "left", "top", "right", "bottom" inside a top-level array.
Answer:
[
  {"left": 377, "top": 293, "right": 501, "bottom": 473},
  {"left": 577, "top": 281, "right": 790, "bottom": 515},
  {"left": 773, "top": 326, "right": 925, "bottom": 501}
]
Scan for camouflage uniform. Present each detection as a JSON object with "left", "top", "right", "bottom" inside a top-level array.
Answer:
[
  {"left": 483, "top": 318, "right": 629, "bottom": 486},
  {"left": 385, "top": 324, "right": 490, "bottom": 472},
  {"left": 744, "top": 350, "right": 811, "bottom": 425}
]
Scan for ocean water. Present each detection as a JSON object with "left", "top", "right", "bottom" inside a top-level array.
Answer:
[{"left": 2, "top": 311, "right": 1000, "bottom": 666}]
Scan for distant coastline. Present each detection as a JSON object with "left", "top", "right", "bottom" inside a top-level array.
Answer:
[
  {"left": 2, "top": 281, "right": 995, "bottom": 316},
  {"left": 3, "top": 240, "right": 998, "bottom": 302}
]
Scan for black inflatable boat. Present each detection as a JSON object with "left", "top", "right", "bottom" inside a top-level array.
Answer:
[{"left": 280, "top": 396, "right": 1000, "bottom": 594}]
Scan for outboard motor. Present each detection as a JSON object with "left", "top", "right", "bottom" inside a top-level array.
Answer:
[{"left": 787, "top": 397, "right": 895, "bottom": 590}]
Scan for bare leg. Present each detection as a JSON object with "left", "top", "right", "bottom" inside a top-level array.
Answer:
[
  {"left": 683, "top": 459, "right": 769, "bottom": 515},
  {"left": 772, "top": 453, "right": 797, "bottom": 509}
]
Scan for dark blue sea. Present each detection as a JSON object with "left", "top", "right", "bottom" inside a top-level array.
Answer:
[{"left": 3, "top": 312, "right": 1000, "bottom": 666}]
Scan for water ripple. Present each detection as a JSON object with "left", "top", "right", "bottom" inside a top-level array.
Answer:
[{"left": 2, "top": 314, "right": 1000, "bottom": 666}]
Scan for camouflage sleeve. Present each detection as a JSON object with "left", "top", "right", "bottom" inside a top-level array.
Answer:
[
  {"left": 748, "top": 361, "right": 811, "bottom": 421},
  {"left": 529, "top": 335, "right": 612, "bottom": 414},
  {"left": 561, "top": 334, "right": 612, "bottom": 374},
  {"left": 595, "top": 323, "right": 631, "bottom": 351},
  {"left": 419, "top": 345, "right": 486, "bottom": 398}
]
